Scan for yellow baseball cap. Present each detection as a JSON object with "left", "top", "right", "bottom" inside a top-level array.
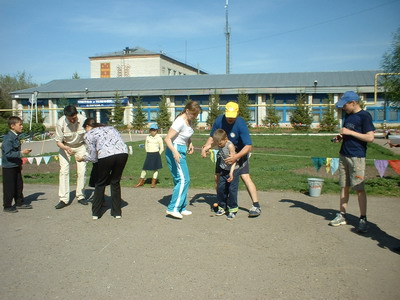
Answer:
[{"left": 225, "top": 102, "right": 239, "bottom": 118}]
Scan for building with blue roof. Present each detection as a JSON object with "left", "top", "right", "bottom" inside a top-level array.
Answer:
[{"left": 10, "top": 70, "right": 399, "bottom": 128}]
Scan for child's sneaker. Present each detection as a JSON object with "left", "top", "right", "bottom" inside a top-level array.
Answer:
[
  {"left": 215, "top": 207, "right": 226, "bottom": 216},
  {"left": 227, "top": 212, "right": 236, "bottom": 220},
  {"left": 356, "top": 218, "right": 368, "bottom": 233}
]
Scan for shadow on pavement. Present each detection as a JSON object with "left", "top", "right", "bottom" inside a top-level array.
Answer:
[
  {"left": 24, "top": 192, "right": 46, "bottom": 204},
  {"left": 280, "top": 199, "right": 400, "bottom": 254}
]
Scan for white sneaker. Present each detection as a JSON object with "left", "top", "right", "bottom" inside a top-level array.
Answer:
[
  {"left": 92, "top": 216, "right": 98, "bottom": 220},
  {"left": 166, "top": 210, "right": 183, "bottom": 219},
  {"left": 181, "top": 210, "right": 192, "bottom": 216},
  {"left": 114, "top": 216, "right": 121, "bottom": 219}
]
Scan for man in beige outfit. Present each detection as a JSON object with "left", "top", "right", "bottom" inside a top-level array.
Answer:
[{"left": 54, "top": 105, "right": 87, "bottom": 209}]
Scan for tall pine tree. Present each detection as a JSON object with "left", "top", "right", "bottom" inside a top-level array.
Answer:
[
  {"left": 290, "top": 93, "right": 313, "bottom": 130},
  {"left": 207, "top": 90, "right": 222, "bottom": 128},
  {"left": 132, "top": 95, "right": 147, "bottom": 130},
  {"left": 319, "top": 94, "right": 339, "bottom": 132},
  {"left": 263, "top": 94, "right": 280, "bottom": 127},
  {"left": 156, "top": 95, "right": 172, "bottom": 132},
  {"left": 237, "top": 91, "right": 251, "bottom": 126},
  {"left": 110, "top": 91, "right": 124, "bottom": 126}
]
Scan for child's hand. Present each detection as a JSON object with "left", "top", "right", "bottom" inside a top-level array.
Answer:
[
  {"left": 75, "top": 155, "right": 84, "bottom": 162},
  {"left": 227, "top": 174, "right": 233, "bottom": 182},
  {"left": 21, "top": 149, "right": 32, "bottom": 155}
]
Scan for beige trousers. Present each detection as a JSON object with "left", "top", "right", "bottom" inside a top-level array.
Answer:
[{"left": 58, "top": 144, "right": 87, "bottom": 203}]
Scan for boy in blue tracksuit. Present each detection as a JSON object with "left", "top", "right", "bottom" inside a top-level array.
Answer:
[{"left": 2, "top": 116, "right": 33, "bottom": 213}]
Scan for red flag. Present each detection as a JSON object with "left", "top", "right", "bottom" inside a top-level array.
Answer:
[
  {"left": 22, "top": 157, "right": 28, "bottom": 165},
  {"left": 388, "top": 160, "right": 400, "bottom": 175}
]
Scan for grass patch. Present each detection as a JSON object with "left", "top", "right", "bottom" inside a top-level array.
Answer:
[{"left": 3, "top": 135, "right": 399, "bottom": 196}]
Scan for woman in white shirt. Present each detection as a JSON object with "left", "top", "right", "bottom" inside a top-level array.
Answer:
[{"left": 164, "top": 101, "right": 201, "bottom": 219}]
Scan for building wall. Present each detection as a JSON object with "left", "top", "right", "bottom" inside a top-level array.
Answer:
[
  {"left": 90, "top": 56, "right": 199, "bottom": 78},
  {"left": 90, "top": 56, "right": 162, "bottom": 78},
  {"left": 160, "top": 59, "right": 199, "bottom": 76}
]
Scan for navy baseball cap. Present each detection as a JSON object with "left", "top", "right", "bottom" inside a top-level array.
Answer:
[{"left": 336, "top": 91, "right": 360, "bottom": 108}]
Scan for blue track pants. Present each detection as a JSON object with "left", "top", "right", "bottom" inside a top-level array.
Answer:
[{"left": 165, "top": 144, "right": 190, "bottom": 213}]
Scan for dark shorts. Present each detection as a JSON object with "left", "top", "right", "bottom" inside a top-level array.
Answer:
[{"left": 215, "top": 155, "right": 250, "bottom": 176}]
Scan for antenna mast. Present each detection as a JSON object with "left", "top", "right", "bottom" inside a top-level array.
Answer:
[{"left": 225, "top": 0, "right": 230, "bottom": 74}]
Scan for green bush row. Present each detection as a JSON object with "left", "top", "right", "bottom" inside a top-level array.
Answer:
[{"left": 0, "top": 123, "right": 46, "bottom": 136}]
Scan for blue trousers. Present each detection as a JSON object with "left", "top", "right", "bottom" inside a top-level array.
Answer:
[
  {"left": 165, "top": 145, "right": 190, "bottom": 213},
  {"left": 217, "top": 169, "right": 240, "bottom": 213}
]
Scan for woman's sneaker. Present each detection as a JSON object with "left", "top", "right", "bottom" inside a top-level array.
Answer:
[{"left": 329, "top": 213, "right": 347, "bottom": 226}]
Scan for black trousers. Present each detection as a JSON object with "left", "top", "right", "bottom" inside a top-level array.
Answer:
[
  {"left": 2, "top": 166, "right": 24, "bottom": 208},
  {"left": 92, "top": 153, "right": 128, "bottom": 217}
]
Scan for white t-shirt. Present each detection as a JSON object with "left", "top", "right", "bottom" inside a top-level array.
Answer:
[{"left": 170, "top": 116, "right": 194, "bottom": 145}]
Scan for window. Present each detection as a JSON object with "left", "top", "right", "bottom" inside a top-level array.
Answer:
[
  {"left": 377, "top": 110, "right": 384, "bottom": 121},
  {"left": 101, "top": 63, "right": 110, "bottom": 78},
  {"left": 389, "top": 109, "right": 399, "bottom": 121}
]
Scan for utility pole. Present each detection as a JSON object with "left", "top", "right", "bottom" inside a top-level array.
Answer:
[{"left": 225, "top": 0, "right": 230, "bottom": 74}]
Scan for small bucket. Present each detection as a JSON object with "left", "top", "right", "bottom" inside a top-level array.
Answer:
[{"left": 308, "top": 178, "right": 324, "bottom": 197}]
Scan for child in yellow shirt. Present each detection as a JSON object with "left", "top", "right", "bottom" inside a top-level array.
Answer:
[{"left": 134, "top": 124, "right": 164, "bottom": 188}]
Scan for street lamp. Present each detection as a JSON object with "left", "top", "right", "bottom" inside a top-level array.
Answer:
[{"left": 29, "top": 90, "right": 38, "bottom": 131}]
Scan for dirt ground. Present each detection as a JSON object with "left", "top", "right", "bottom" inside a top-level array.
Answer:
[{"left": 0, "top": 184, "right": 399, "bottom": 300}]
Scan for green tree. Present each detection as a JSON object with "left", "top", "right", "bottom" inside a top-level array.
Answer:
[
  {"left": 206, "top": 90, "right": 222, "bottom": 128},
  {"left": 381, "top": 27, "right": 400, "bottom": 106},
  {"left": 237, "top": 91, "right": 251, "bottom": 126},
  {"left": 110, "top": 91, "right": 125, "bottom": 126},
  {"left": 319, "top": 94, "right": 339, "bottom": 132},
  {"left": 263, "top": 94, "right": 280, "bottom": 127},
  {"left": 156, "top": 95, "right": 172, "bottom": 132},
  {"left": 0, "top": 71, "right": 37, "bottom": 122},
  {"left": 184, "top": 96, "right": 198, "bottom": 129},
  {"left": 132, "top": 95, "right": 147, "bottom": 130},
  {"left": 57, "top": 97, "right": 69, "bottom": 118},
  {"left": 290, "top": 93, "right": 312, "bottom": 131},
  {"left": 72, "top": 72, "right": 80, "bottom": 79}
]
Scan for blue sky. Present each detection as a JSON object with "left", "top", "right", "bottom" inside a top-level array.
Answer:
[{"left": 1, "top": 0, "right": 399, "bottom": 84}]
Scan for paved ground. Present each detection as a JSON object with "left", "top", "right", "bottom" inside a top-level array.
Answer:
[{"left": 0, "top": 184, "right": 399, "bottom": 300}]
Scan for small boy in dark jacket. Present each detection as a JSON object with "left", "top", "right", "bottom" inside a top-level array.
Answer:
[{"left": 2, "top": 116, "right": 32, "bottom": 213}]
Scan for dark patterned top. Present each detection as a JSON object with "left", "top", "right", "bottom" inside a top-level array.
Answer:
[{"left": 84, "top": 126, "right": 128, "bottom": 162}]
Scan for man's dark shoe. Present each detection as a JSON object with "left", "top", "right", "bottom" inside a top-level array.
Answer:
[
  {"left": 16, "top": 204, "right": 33, "bottom": 209},
  {"left": 77, "top": 199, "right": 88, "bottom": 206},
  {"left": 4, "top": 207, "right": 18, "bottom": 213},
  {"left": 55, "top": 201, "right": 68, "bottom": 209}
]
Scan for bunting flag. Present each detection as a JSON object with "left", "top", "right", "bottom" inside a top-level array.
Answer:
[
  {"left": 128, "top": 145, "right": 133, "bottom": 155},
  {"left": 43, "top": 156, "right": 51, "bottom": 165},
  {"left": 27, "top": 157, "right": 34, "bottom": 164},
  {"left": 22, "top": 157, "right": 28, "bottom": 165},
  {"left": 311, "top": 157, "right": 326, "bottom": 172},
  {"left": 53, "top": 155, "right": 59, "bottom": 161},
  {"left": 330, "top": 158, "right": 339, "bottom": 175},
  {"left": 209, "top": 149, "right": 217, "bottom": 163},
  {"left": 35, "top": 157, "right": 42, "bottom": 166},
  {"left": 374, "top": 160, "right": 389, "bottom": 178},
  {"left": 388, "top": 160, "right": 400, "bottom": 175},
  {"left": 325, "top": 157, "right": 332, "bottom": 174}
]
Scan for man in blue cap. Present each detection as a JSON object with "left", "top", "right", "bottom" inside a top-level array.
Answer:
[{"left": 329, "top": 91, "right": 375, "bottom": 233}]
